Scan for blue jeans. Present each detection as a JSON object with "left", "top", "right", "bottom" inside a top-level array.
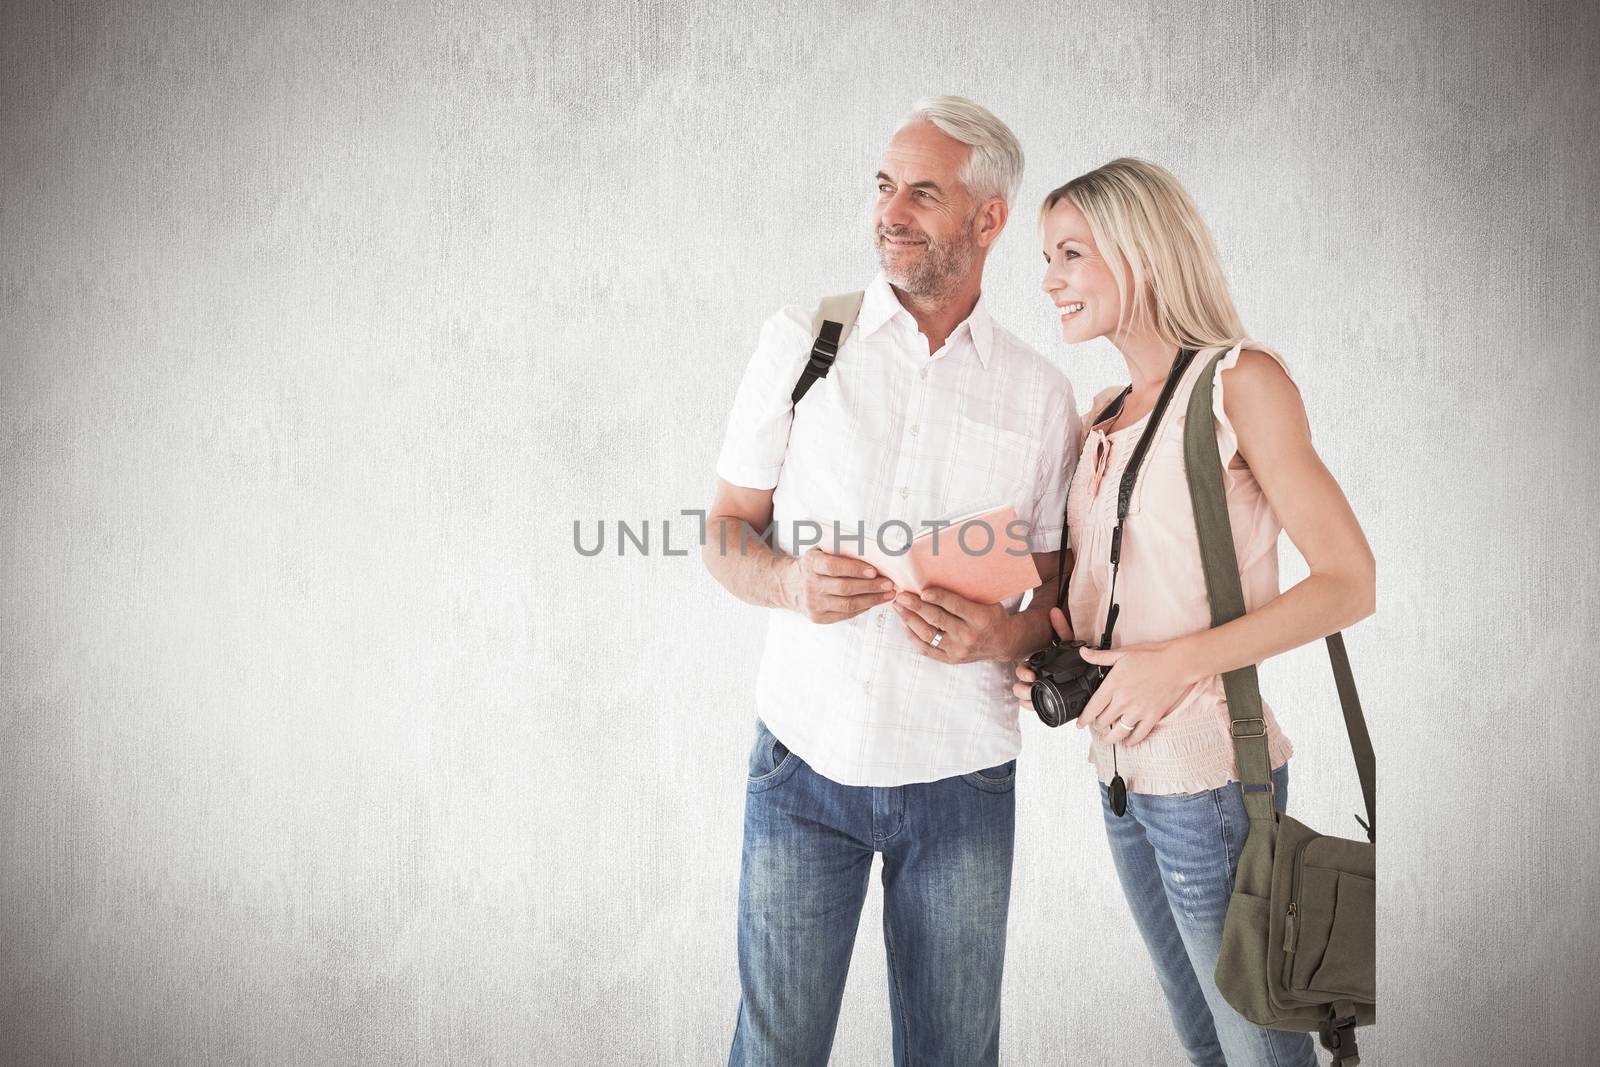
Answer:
[
  {"left": 730, "top": 718, "right": 1015, "bottom": 1067},
  {"left": 1101, "top": 763, "right": 1317, "bottom": 1067}
]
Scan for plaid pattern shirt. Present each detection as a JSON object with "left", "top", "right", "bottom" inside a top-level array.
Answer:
[{"left": 716, "top": 273, "right": 1080, "bottom": 786}]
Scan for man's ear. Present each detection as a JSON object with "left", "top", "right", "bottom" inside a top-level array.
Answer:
[{"left": 974, "top": 197, "right": 1009, "bottom": 249}]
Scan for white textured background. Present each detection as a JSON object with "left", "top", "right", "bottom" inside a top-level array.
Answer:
[{"left": 3, "top": 0, "right": 1597, "bottom": 1063}]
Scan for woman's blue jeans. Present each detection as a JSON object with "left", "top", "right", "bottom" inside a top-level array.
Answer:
[
  {"left": 729, "top": 718, "right": 1015, "bottom": 1067},
  {"left": 1100, "top": 762, "right": 1317, "bottom": 1067}
]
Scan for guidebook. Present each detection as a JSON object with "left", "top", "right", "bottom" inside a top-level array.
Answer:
[{"left": 853, "top": 503, "right": 1040, "bottom": 605}]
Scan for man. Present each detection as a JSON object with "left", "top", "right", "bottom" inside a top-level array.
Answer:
[{"left": 703, "top": 96, "right": 1081, "bottom": 1066}]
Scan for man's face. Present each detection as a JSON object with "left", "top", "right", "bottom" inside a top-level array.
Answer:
[{"left": 872, "top": 122, "right": 983, "bottom": 299}]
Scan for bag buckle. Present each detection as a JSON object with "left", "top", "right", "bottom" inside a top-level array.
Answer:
[
  {"left": 1229, "top": 717, "right": 1266, "bottom": 738},
  {"left": 1319, "top": 1013, "right": 1360, "bottom": 1065},
  {"left": 806, "top": 342, "right": 837, "bottom": 373}
]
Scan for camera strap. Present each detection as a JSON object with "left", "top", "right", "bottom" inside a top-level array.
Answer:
[
  {"left": 1050, "top": 347, "right": 1196, "bottom": 817},
  {"left": 1096, "top": 347, "right": 1196, "bottom": 648},
  {"left": 1051, "top": 347, "right": 1197, "bottom": 641}
]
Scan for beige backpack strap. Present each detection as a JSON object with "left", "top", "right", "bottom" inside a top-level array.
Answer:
[
  {"left": 792, "top": 290, "right": 866, "bottom": 406},
  {"left": 809, "top": 291, "right": 866, "bottom": 339}
]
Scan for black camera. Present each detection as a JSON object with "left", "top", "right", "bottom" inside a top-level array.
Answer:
[{"left": 1027, "top": 639, "right": 1108, "bottom": 728}]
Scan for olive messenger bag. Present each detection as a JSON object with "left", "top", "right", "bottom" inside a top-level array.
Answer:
[{"left": 1184, "top": 349, "right": 1377, "bottom": 1064}]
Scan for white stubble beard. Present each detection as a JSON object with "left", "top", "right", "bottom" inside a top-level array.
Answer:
[{"left": 875, "top": 210, "right": 980, "bottom": 302}]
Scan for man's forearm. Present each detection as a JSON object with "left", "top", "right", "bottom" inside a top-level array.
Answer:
[
  {"left": 702, "top": 515, "right": 796, "bottom": 611},
  {"left": 986, "top": 577, "right": 1059, "bottom": 661}
]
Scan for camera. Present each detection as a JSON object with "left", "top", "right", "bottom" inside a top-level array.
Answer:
[{"left": 1026, "top": 639, "right": 1108, "bottom": 728}]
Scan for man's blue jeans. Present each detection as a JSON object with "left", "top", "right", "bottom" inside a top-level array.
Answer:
[
  {"left": 729, "top": 718, "right": 1015, "bottom": 1067},
  {"left": 1100, "top": 763, "right": 1317, "bottom": 1067}
]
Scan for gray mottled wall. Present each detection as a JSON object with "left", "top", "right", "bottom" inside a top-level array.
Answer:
[{"left": 3, "top": 0, "right": 1596, "bottom": 1063}]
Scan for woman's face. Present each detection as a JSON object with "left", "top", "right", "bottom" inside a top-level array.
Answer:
[{"left": 1040, "top": 198, "right": 1123, "bottom": 345}]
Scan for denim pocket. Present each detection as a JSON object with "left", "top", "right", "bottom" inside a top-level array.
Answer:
[
  {"left": 961, "top": 758, "right": 1017, "bottom": 793},
  {"left": 746, "top": 719, "right": 799, "bottom": 791}
]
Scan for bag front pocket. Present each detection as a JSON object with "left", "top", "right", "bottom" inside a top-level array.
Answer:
[
  {"left": 1280, "top": 831, "right": 1375, "bottom": 1007},
  {"left": 1304, "top": 870, "right": 1376, "bottom": 1002},
  {"left": 1284, "top": 863, "right": 1339, "bottom": 991}
]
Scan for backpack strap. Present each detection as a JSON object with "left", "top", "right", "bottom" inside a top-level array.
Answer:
[
  {"left": 1182, "top": 349, "right": 1376, "bottom": 839},
  {"left": 791, "top": 291, "right": 866, "bottom": 406}
]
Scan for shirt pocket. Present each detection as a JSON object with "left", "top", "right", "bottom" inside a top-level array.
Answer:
[{"left": 943, "top": 414, "right": 1035, "bottom": 519}]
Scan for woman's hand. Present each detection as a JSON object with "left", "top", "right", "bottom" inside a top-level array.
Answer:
[{"left": 1075, "top": 640, "right": 1201, "bottom": 745}]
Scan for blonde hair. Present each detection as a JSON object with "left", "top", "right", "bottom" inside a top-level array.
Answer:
[{"left": 1040, "top": 158, "right": 1244, "bottom": 350}]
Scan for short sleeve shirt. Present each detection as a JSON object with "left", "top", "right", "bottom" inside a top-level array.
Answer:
[{"left": 715, "top": 272, "right": 1080, "bottom": 786}]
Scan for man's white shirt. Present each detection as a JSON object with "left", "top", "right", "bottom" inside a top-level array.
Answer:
[{"left": 716, "top": 272, "right": 1080, "bottom": 786}]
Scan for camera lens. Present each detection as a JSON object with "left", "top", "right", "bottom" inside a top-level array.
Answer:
[{"left": 1031, "top": 680, "right": 1064, "bottom": 724}]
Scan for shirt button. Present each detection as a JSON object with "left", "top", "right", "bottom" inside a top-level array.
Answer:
[
  {"left": 877, "top": 614, "right": 886, "bottom": 627},
  {"left": 863, "top": 682, "right": 873, "bottom": 694},
  {"left": 909, "top": 425, "right": 919, "bottom": 437},
  {"left": 920, "top": 368, "right": 928, "bottom": 380},
  {"left": 900, "top": 487, "right": 909, "bottom": 499}
]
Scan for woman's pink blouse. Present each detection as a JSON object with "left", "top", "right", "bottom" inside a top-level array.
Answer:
[{"left": 1066, "top": 341, "right": 1296, "bottom": 795}]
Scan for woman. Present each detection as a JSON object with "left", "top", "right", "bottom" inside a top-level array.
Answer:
[{"left": 1015, "top": 158, "right": 1375, "bottom": 1066}]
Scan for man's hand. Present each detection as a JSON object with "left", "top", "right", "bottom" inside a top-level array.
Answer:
[
  {"left": 783, "top": 548, "right": 898, "bottom": 624},
  {"left": 893, "top": 587, "right": 1010, "bottom": 664},
  {"left": 1013, "top": 606, "right": 1070, "bottom": 708}
]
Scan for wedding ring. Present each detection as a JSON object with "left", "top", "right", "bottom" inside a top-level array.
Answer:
[
  {"left": 1115, "top": 721, "right": 1134, "bottom": 731},
  {"left": 930, "top": 630, "right": 944, "bottom": 649}
]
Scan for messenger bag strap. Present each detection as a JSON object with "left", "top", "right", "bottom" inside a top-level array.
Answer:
[
  {"left": 1181, "top": 349, "right": 1277, "bottom": 824},
  {"left": 1183, "top": 348, "right": 1376, "bottom": 839},
  {"left": 1326, "top": 631, "right": 1377, "bottom": 840},
  {"left": 791, "top": 291, "right": 866, "bottom": 406}
]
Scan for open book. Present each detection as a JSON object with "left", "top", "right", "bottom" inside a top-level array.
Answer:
[{"left": 853, "top": 503, "right": 1041, "bottom": 604}]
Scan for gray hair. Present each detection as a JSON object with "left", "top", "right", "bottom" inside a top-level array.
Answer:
[{"left": 899, "top": 95, "right": 1025, "bottom": 205}]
